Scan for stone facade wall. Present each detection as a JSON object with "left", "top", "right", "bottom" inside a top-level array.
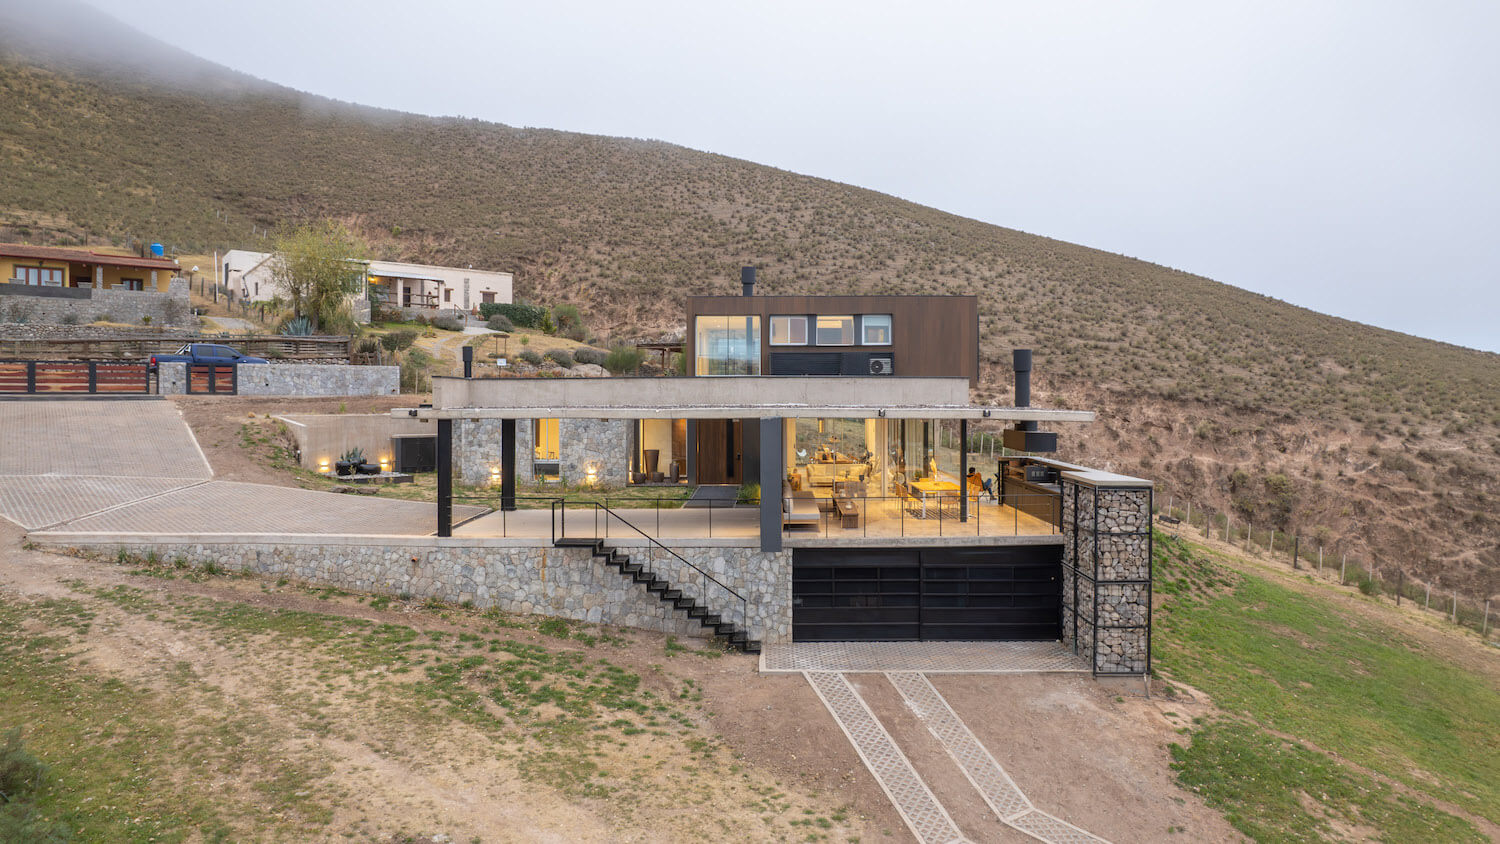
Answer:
[
  {"left": 1061, "top": 481, "right": 1152, "bottom": 675},
  {"left": 60, "top": 536, "right": 793, "bottom": 644},
  {"left": 237, "top": 363, "right": 398, "bottom": 397},
  {"left": 156, "top": 362, "right": 397, "bottom": 397},
  {"left": 455, "top": 417, "right": 630, "bottom": 487},
  {"left": 0, "top": 279, "right": 193, "bottom": 328}
]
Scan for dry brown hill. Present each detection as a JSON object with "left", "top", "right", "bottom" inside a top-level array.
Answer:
[{"left": 1, "top": 2, "right": 1496, "bottom": 594}]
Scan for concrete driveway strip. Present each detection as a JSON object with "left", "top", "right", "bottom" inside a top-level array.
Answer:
[{"left": 0, "top": 399, "right": 212, "bottom": 479}]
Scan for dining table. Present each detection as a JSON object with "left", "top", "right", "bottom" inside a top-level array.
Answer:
[{"left": 907, "top": 478, "right": 960, "bottom": 519}]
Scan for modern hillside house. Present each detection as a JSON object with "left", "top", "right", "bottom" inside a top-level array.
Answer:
[
  {"left": 223, "top": 250, "right": 513, "bottom": 319},
  {"left": 415, "top": 268, "right": 1153, "bottom": 675}
]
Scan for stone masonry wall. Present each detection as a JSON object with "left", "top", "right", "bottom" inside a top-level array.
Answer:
[
  {"left": 0, "top": 279, "right": 193, "bottom": 327},
  {"left": 1062, "top": 481, "right": 1153, "bottom": 675},
  {"left": 61, "top": 537, "right": 793, "bottom": 644},
  {"left": 237, "top": 364, "right": 398, "bottom": 397},
  {"left": 156, "top": 362, "right": 398, "bottom": 397},
  {"left": 455, "top": 417, "right": 630, "bottom": 488}
]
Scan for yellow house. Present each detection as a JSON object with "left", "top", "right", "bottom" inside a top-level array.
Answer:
[{"left": 0, "top": 244, "right": 180, "bottom": 291}]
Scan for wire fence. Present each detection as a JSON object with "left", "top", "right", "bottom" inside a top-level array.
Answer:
[{"left": 1153, "top": 491, "right": 1498, "bottom": 646}]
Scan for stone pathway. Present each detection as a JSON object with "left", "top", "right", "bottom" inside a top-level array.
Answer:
[
  {"left": 805, "top": 669, "right": 1110, "bottom": 844},
  {"left": 761, "top": 640, "right": 1089, "bottom": 674}
]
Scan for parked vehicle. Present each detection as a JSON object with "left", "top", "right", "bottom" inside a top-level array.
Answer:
[{"left": 148, "top": 343, "right": 268, "bottom": 372}]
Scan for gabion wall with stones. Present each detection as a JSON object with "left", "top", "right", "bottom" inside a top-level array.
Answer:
[
  {"left": 455, "top": 417, "right": 630, "bottom": 487},
  {"left": 0, "top": 279, "right": 193, "bottom": 327},
  {"left": 81, "top": 538, "right": 793, "bottom": 644},
  {"left": 1061, "top": 481, "right": 1152, "bottom": 675}
]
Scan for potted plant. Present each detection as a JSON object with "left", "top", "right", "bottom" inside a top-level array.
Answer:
[
  {"left": 336, "top": 446, "right": 363, "bottom": 476},
  {"left": 359, "top": 458, "right": 382, "bottom": 475}
]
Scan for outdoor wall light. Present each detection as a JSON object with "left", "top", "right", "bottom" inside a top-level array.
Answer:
[
  {"left": 490, "top": 467, "right": 500, "bottom": 485},
  {"left": 318, "top": 458, "right": 330, "bottom": 473},
  {"left": 584, "top": 461, "right": 601, "bottom": 487}
]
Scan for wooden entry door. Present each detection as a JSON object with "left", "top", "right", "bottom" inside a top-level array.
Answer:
[{"left": 695, "top": 419, "right": 742, "bottom": 485}]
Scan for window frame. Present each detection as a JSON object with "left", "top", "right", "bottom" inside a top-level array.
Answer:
[
  {"left": 769, "top": 315, "right": 809, "bottom": 346},
  {"left": 814, "top": 315, "right": 855, "bottom": 346},
  {"left": 860, "top": 314, "right": 893, "bottom": 346}
]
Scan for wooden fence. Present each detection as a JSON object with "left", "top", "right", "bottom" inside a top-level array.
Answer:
[{"left": 0, "top": 334, "right": 352, "bottom": 362}]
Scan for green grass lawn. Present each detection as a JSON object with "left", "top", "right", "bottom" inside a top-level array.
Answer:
[{"left": 1154, "top": 533, "right": 1499, "bottom": 841}]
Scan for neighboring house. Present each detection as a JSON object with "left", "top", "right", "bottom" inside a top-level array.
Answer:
[
  {"left": 0, "top": 243, "right": 180, "bottom": 292},
  {"left": 222, "top": 250, "right": 514, "bottom": 319},
  {"left": 0, "top": 243, "right": 192, "bottom": 327}
]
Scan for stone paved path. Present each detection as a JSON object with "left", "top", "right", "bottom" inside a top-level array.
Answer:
[{"left": 806, "top": 670, "right": 1110, "bottom": 844}]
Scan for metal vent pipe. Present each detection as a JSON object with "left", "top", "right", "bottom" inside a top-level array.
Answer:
[
  {"left": 1013, "top": 348, "right": 1036, "bottom": 431},
  {"left": 741, "top": 266, "right": 756, "bottom": 297}
]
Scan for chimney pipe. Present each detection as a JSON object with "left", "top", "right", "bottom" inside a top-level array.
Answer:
[
  {"left": 1013, "top": 348, "right": 1034, "bottom": 430},
  {"left": 741, "top": 266, "right": 756, "bottom": 297}
]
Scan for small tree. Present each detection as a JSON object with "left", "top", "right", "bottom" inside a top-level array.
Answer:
[{"left": 270, "top": 219, "right": 368, "bottom": 333}]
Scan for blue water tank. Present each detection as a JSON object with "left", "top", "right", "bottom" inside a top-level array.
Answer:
[{"left": 150, "top": 242, "right": 164, "bottom": 257}]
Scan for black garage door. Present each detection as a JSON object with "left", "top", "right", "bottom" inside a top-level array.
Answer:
[{"left": 792, "top": 546, "right": 1061, "bottom": 641}]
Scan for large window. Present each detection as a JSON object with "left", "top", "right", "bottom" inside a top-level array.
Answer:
[
  {"left": 815, "top": 315, "right": 855, "bottom": 345},
  {"left": 861, "top": 314, "right": 892, "bottom": 345},
  {"left": 769, "top": 315, "right": 808, "bottom": 346},
  {"left": 534, "top": 419, "right": 560, "bottom": 460},
  {"left": 12, "top": 266, "right": 64, "bottom": 286},
  {"left": 695, "top": 315, "right": 761, "bottom": 375}
]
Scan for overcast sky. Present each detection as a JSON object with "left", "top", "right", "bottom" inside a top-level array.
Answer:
[{"left": 87, "top": 0, "right": 1500, "bottom": 353}]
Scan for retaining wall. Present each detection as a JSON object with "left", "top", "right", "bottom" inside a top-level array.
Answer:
[
  {"left": 40, "top": 535, "right": 792, "bottom": 644},
  {"left": 156, "top": 363, "right": 398, "bottom": 397},
  {"left": 0, "top": 279, "right": 194, "bottom": 328}
]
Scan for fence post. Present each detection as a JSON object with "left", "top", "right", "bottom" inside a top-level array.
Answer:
[
  {"left": 1453, "top": 592, "right": 1458, "bottom": 624},
  {"left": 1396, "top": 570, "right": 1403, "bottom": 606},
  {"left": 1292, "top": 536, "right": 1299, "bottom": 570},
  {"left": 1426, "top": 583, "right": 1431, "bottom": 610},
  {"left": 1185, "top": 500, "right": 1191, "bottom": 528},
  {"left": 1484, "top": 600, "right": 1490, "bottom": 637},
  {"left": 1269, "top": 528, "right": 1276, "bottom": 555},
  {"left": 1340, "top": 554, "right": 1346, "bottom": 585},
  {"left": 1318, "top": 546, "right": 1323, "bottom": 575}
]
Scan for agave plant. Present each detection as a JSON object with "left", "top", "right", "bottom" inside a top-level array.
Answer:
[{"left": 279, "top": 315, "right": 314, "bottom": 336}]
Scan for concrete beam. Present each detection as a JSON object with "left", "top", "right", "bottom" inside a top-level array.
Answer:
[{"left": 395, "top": 405, "right": 1094, "bottom": 423}]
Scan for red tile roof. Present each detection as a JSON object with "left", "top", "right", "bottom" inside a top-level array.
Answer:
[{"left": 0, "top": 242, "right": 180, "bottom": 271}]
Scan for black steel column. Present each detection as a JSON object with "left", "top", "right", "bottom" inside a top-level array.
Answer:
[
  {"left": 500, "top": 418, "right": 516, "bottom": 511},
  {"left": 685, "top": 420, "right": 697, "bottom": 484},
  {"left": 462, "top": 345, "right": 473, "bottom": 378},
  {"left": 436, "top": 418, "right": 453, "bottom": 537},
  {"left": 959, "top": 418, "right": 969, "bottom": 522},
  {"left": 758, "top": 417, "right": 782, "bottom": 552}
]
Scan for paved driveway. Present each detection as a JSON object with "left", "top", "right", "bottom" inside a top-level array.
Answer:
[{"left": 0, "top": 399, "right": 473, "bottom": 536}]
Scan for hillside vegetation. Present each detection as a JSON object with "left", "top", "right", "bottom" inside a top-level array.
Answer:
[{"left": 0, "top": 4, "right": 1496, "bottom": 593}]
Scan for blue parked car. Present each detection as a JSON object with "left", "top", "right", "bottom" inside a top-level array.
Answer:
[{"left": 148, "top": 343, "right": 269, "bottom": 372}]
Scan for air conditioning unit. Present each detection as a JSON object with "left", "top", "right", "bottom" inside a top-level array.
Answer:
[{"left": 868, "top": 356, "right": 894, "bottom": 375}]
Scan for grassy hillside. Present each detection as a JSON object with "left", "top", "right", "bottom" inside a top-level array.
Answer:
[
  {"left": 0, "top": 4, "right": 1496, "bottom": 592},
  {"left": 1154, "top": 533, "right": 1500, "bottom": 841}
]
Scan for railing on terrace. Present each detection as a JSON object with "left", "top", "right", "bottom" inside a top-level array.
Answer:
[
  {"left": 445, "top": 492, "right": 1061, "bottom": 540},
  {"left": 551, "top": 500, "right": 748, "bottom": 629}
]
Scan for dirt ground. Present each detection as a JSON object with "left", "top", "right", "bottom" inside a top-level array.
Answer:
[{"left": 0, "top": 520, "right": 1247, "bottom": 841}]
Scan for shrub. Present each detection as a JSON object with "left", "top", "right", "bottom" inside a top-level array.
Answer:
[
  {"left": 59, "top": 313, "right": 79, "bottom": 325},
  {"left": 562, "top": 324, "right": 587, "bottom": 342},
  {"left": 400, "top": 348, "right": 433, "bottom": 393},
  {"left": 480, "top": 302, "right": 547, "bottom": 328},
  {"left": 355, "top": 337, "right": 381, "bottom": 355},
  {"left": 544, "top": 349, "right": 574, "bottom": 367},
  {"left": 518, "top": 349, "right": 543, "bottom": 366},
  {"left": 92, "top": 313, "right": 112, "bottom": 323},
  {"left": 603, "top": 345, "right": 646, "bottom": 374},
  {"left": 381, "top": 329, "right": 418, "bottom": 351},
  {"left": 573, "top": 348, "right": 608, "bottom": 366},
  {"left": 486, "top": 314, "right": 514, "bottom": 332},
  {"left": 431, "top": 316, "right": 465, "bottom": 332},
  {"left": 553, "top": 303, "right": 583, "bottom": 332}
]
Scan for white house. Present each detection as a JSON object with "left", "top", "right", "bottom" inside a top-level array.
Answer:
[{"left": 222, "top": 250, "right": 513, "bottom": 320}]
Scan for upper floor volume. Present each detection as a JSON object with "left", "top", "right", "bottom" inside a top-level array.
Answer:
[{"left": 686, "top": 267, "right": 980, "bottom": 386}]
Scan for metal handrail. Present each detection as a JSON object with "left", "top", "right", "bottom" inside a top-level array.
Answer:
[{"left": 551, "top": 498, "right": 749, "bottom": 630}]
